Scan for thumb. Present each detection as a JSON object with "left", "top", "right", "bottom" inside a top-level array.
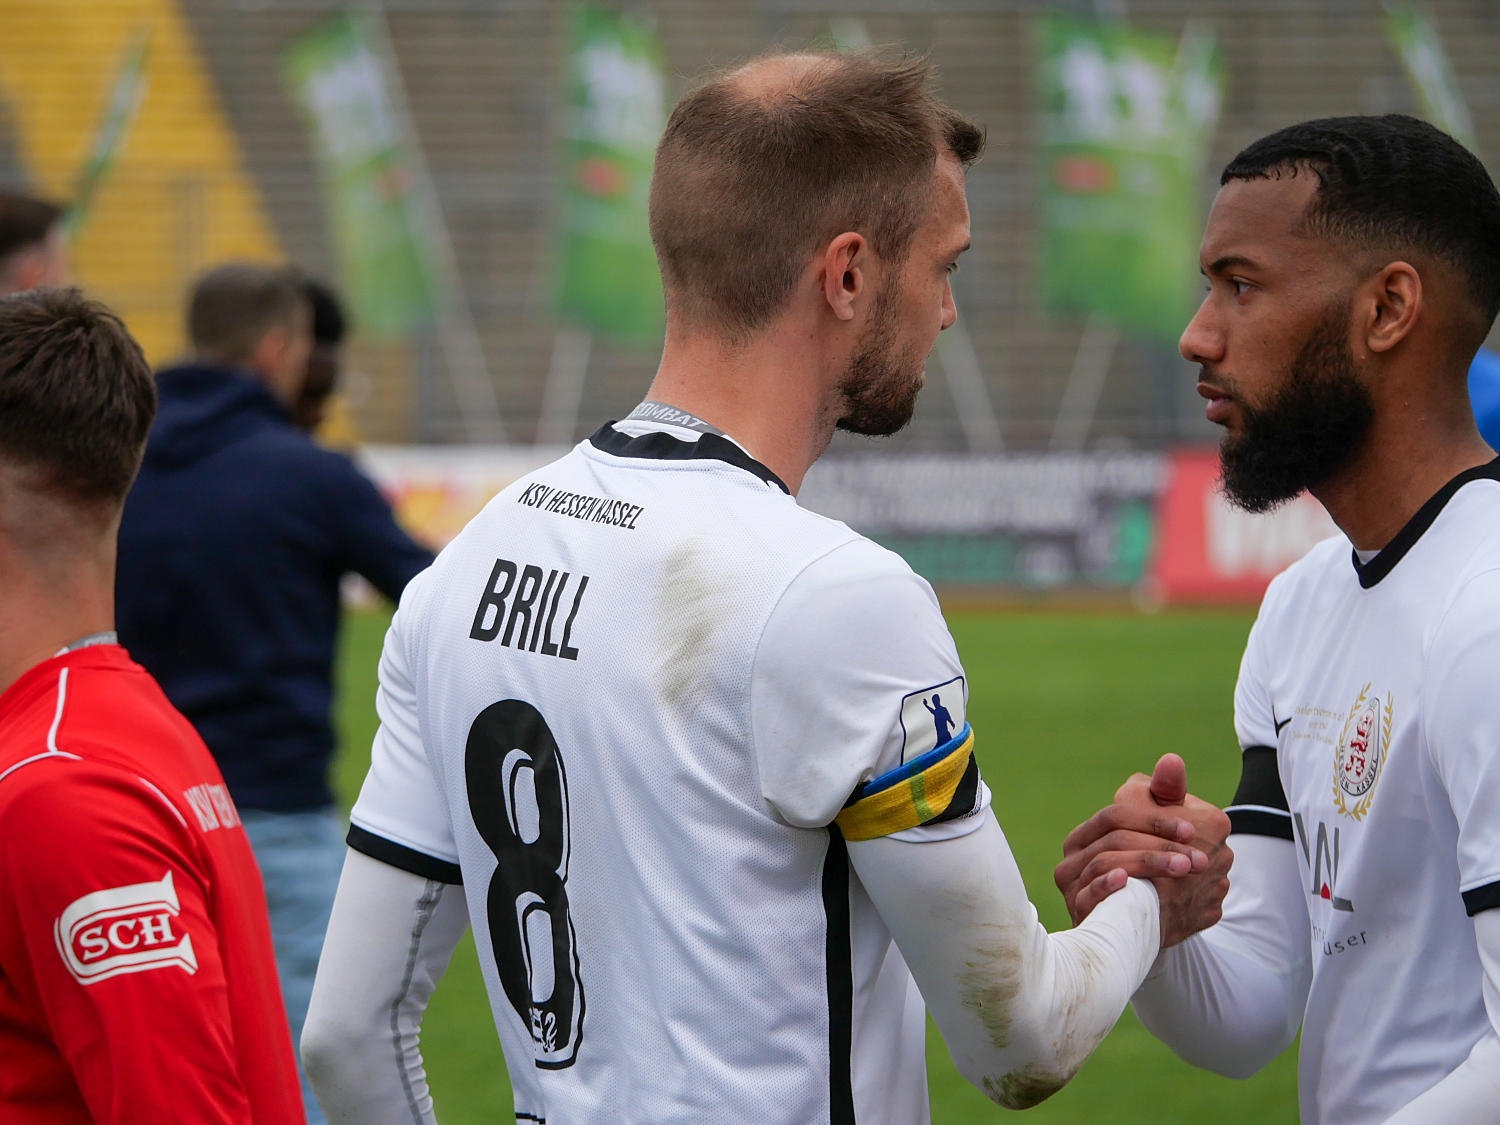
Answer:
[{"left": 1149, "top": 753, "right": 1188, "bottom": 807}]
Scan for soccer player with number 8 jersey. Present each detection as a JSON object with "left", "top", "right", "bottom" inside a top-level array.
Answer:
[{"left": 304, "top": 50, "right": 1232, "bottom": 1124}]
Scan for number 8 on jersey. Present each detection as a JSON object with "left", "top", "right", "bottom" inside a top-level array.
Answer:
[{"left": 465, "top": 699, "right": 585, "bottom": 1068}]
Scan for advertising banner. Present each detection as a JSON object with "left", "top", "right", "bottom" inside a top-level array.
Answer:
[
  {"left": 360, "top": 446, "right": 1335, "bottom": 603},
  {"left": 1147, "top": 448, "right": 1338, "bottom": 603},
  {"left": 554, "top": 4, "right": 666, "bottom": 344},
  {"left": 282, "top": 13, "right": 441, "bottom": 339},
  {"left": 1036, "top": 13, "right": 1222, "bottom": 343},
  {"left": 1384, "top": 4, "right": 1476, "bottom": 151},
  {"left": 799, "top": 453, "right": 1166, "bottom": 588},
  {"left": 66, "top": 29, "right": 150, "bottom": 238}
]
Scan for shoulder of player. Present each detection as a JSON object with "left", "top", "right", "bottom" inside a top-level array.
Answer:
[
  {"left": 1254, "top": 532, "right": 1351, "bottom": 616},
  {"left": 0, "top": 752, "right": 204, "bottom": 851}
]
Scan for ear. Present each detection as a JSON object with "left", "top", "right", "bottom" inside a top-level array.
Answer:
[
  {"left": 821, "top": 232, "right": 866, "bottom": 322},
  {"left": 12, "top": 251, "right": 44, "bottom": 293},
  {"left": 1361, "top": 261, "right": 1422, "bottom": 354}
]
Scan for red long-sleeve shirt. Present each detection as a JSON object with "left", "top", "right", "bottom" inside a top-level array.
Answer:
[{"left": 0, "top": 645, "right": 304, "bottom": 1124}]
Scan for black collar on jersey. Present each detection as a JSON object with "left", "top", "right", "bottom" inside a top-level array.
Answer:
[
  {"left": 588, "top": 422, "right": 791, "bottom": 495},
  {"left": 1353, "top": 456, "right": 1500, "bottom": 588}
]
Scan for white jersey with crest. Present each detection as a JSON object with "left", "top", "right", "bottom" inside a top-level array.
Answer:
[
  {"left": 1226, "top": 463, "right": 1500, "bottom": 1124},
  {"left": 348, "top": 419, "right": 991, "bottom": 1124}
]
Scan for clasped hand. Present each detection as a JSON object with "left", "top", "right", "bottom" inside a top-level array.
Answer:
[{"left": 1053, "top": 754, "right": 1233, "bottom": 949}]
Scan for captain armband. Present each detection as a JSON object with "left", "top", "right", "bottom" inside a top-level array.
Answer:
[{"left": 834, "top": 724, "right": 984, "bottom": 842}]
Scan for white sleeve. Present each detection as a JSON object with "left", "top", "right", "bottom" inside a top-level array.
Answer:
[
  {"left": 848, "top": 818, "right": 1161, "bottom": 1108},
  {"left": 1423, "top": 569, "right": 1500, "bottom": 914},
  {"left": 1378, "top": 911, "right": 1500, "bottom": 1123},
  {"left": 1130, "top": 833, "right": 1310, "bottom": 1077},
  {"left": 1233, "top": 599, "right": 1280, "bottom": 753},
  {"left": 302, "top": 849, "right": 470, "bottom": 1125},
  {"left": 750, "top": 538, "right": 987, "bottom": 837},
  {"left": 349, "top": 571, "right": 461, "bottom": 876}
]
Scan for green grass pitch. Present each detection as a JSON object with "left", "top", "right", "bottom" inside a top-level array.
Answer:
[{"left": 332, "top": 607, "right": 1298, "bottom": 1123}]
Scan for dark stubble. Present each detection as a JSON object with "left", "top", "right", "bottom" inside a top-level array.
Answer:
[
  {"left": 836, "top": 282, "right": 926, "bottom": 437},
  {"left": 1217, "top": 301, "right": 1376, "bottom": 513}
]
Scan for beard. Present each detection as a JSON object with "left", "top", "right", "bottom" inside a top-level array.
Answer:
[
  {"left": 1216, "top": 302, "right": 1376, "bottom": 514},
  {"left": 835, "top": 285, "right": 926, "bottom": 437}
]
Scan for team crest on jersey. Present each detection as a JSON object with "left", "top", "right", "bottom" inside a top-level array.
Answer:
[
  {"left": 1332, "top": 683, "right": 1393, "bottom": 822},
  {"left": 899, "top": 677, "right": 966, "bottom": 762},
  {"left": 53, "top": 871, "right": 197, "bottom": 985}
]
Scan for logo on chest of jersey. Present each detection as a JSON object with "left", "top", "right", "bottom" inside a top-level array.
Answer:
[
  {"left": 1292, "top": 813, "right": 1354, "bottom": 912},
  {"left": 53, "top": 870, "right": 198, "bottom": 984},
  {"left": 1332, "top": 683, "right": 1392, "bottom": 821}
]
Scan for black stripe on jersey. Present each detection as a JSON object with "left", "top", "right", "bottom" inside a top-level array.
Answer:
[
  {"left": 347, "top": 824, "right": 464, "bottom": 885},
  {"left": 1226, "top": 745, "right": 1294, "bottom": 841},
  {"left": 1353, "top": 456, "right": 1500, "bottom": 588},
  {"left": 823, "top": 827, "right": 856, "bottom": 1125},
  {"left": 515, "top": 1115, "right": 545, "bottom": 1123},
  {"left": 1463, "top": 881, "right": 1500, "bottom": 916},
  {"left": 926, "top": 751, "right": 982, "bottom": 826},
  {"left": 589, "top": 422, "right": 791, "bottom": 495}
]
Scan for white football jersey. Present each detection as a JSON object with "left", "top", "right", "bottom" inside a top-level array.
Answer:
[
  {"left": 1226, "top": 463, "right": 1500, "bottom": 1124},
  {"left": 350, "top": 419, "right": 990, "bottom": 1124}
]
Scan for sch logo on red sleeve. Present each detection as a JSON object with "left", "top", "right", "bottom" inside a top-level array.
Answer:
[{"left": 52, "top": 871, "right": 198, "bottom": 985}]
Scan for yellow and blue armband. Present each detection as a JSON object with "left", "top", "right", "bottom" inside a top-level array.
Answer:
[{"left": 834, "top": 723, "right": 982, "bottom": 842}]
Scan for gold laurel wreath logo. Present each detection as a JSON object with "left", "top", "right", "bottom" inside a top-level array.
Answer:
[{"left": 1332, "top": 683, "right": 1392, "bottom": 822}]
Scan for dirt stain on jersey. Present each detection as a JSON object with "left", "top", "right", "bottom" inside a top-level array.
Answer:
[
  {"left": 960, "top": 919, "right": 1105, "bottom": 1108},
  {"left": 654, "top": 536, "right": 733, "bottom": 713}
]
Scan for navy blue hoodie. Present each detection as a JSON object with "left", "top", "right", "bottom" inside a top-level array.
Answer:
[{"left": 116, "top": 363, "right": 434, "bottom": 811}]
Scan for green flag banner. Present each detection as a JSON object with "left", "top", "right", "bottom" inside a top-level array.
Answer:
[
  {"left": 1037, "top": 14, "right": 1222, "bottom": 344},
  {"left": 282, "top": 13, "right": 440, "bottom": 339},
  {"left": 1384, "top": 4, "right": 1477, "bottom": 152},
  {"left": 554, "top": 4, "right": 666, "bottom": 344},
  {"left": 66, "top": 30, "right": 150, "bottom": 238}
]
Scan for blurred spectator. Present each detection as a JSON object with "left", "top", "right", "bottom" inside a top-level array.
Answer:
[
  {"left": 0, "top": 189, "right": 68, "bottom": 294},
  {"left": 294, "top": 278, "right": 346, "bottom": 434},
  {"left": 115, "top": 262, "right": 433, "bottom": 1125}
]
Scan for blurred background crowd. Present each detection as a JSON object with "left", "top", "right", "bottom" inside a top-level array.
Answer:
[{"left": 2, "top": 0, "right": 1496, "bottom": 598}]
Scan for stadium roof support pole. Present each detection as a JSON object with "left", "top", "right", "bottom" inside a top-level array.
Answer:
[
  {"left": 363, "top": 1, "right": 507, "bottom": 445},
  {"left": 935, "top": 319, "right": 1004, "bottom": 452},
  {"left": 1048, "top": 314, "right": 1118, "bottom": 453},
  {"left": 536, "top": 326, "right": 592, "bottom": 447}
]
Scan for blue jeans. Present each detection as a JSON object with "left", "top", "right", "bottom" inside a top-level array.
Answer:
[{"left": 241, "top": 807, "right": 345, "bottom": 1125}]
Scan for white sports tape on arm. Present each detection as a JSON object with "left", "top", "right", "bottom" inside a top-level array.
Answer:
[
  {"left": 1130, "top": 833, "right": 1310, "bottom": 1077},
  {"left": 848, "top": 813, "right": 1160, "bottom": 1109}
]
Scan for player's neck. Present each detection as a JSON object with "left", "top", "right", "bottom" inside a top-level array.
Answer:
[
  {"left": 1310, "top": 406, "right": 1495, "bottom": 553},
  {"left": 0, "top": 557, "right": 116, "bottom": 697},
  {"left": 647, "top": 322, "right": 839, "bottom": 495}
]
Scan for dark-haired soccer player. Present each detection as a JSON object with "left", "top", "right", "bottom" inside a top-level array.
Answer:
[
  {"left": 0, "top": 188, "right": 69, "bottom": 294},
  {"left": 1058, "top": 115, "right": 1500, "bottom": 1123},
  {"left": 303, "top": 50, "right": 1229, "bottom": 1125},
  {"left": 0, "top": 288, "right": 303, "bottom": 1122}
]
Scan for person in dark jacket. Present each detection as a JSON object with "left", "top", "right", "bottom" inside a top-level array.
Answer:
[{"left": 116, "top": 262, "right": 434, "bottom": 1125}]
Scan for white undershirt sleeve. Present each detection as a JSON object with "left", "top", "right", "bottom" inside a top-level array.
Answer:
[
  {"left": 848, "top": 816, "right": 1161, "bottom": 1108},
  {"left": 302, "top": 849, "right": 470, "bottom": 1125},
  {"left": 1129, "top": 833, "right": 1310, "bottom": 1077}
]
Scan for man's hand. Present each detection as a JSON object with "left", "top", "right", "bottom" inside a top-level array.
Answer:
[{"left": 1053, "top": 754, "right": 1232, "bottom": 948}]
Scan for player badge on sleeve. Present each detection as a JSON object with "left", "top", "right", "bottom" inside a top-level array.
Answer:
[
  {"left": 899, "top": 677, "right": 967, "bottom": 762},
  {"left": 1332, "top": 683, "right": 1393, "bottom": 822},
  {"left": 53, "top": 871, "right": 198, "bottom": 984}
]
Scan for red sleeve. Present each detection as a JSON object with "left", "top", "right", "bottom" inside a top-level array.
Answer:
[{"left": 0, "top": 760, "right": 254, "bottom": 1124}]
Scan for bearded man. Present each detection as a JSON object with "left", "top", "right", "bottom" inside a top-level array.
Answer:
[{"left": 1057, "top": 115, "right": 1500, "bottom": 1124}]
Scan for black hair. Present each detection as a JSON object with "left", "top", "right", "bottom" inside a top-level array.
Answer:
[
  {"left": 1222, "top": 114, "right": 1500, "bottom": 326},
  {"left": 0, "top": 189, "right": 63, "bottom": 261},
  {"left": 304, "top": 277, "right": 348, "bottom": 346}
]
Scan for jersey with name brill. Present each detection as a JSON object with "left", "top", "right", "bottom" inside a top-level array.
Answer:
[{"left": 349, "top": 419, "right": 988, "bottom": 1124}]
